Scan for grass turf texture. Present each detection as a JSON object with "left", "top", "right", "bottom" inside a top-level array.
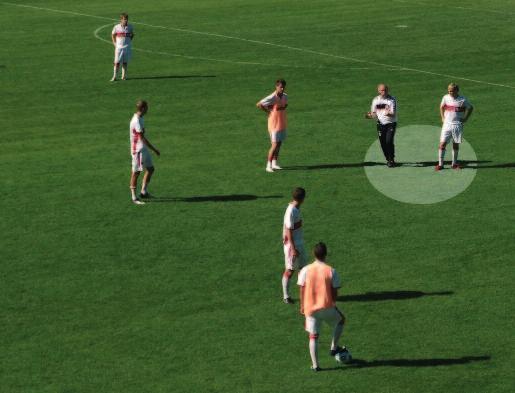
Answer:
[{"left": 1, "top": 0, "right": 515, "bottom": 392}]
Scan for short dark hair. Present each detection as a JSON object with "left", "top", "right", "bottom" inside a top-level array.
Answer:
[
  {"left": 292, "top": 187, "right": 306, "bottom": 202},
  {"left": 314, "top": 242, "right": 327, "bottom": 260},
  {"left": 276, "top": 79, "right": 286, "bottom": 87},
  {"left": 120, "top": 13, "right": 129, "bottom": 19},
  {"left": 136, "top": 100, "right": 148, "bottom": 111}
]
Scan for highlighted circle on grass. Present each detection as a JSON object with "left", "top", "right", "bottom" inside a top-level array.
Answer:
[{"left": 364, "top": 125, "right": 477, "bottom": 204}]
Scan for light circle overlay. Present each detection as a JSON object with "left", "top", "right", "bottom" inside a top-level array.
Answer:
[{"left": 364, "top": 125, "right": 477, "bottom": 204}]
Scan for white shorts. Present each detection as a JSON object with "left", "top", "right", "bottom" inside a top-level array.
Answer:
[
  {"left": 131, "top": 148, "right": 153, "bottom": 172},
  {"left": 284, "top": 242, "right": 307, "bottom": 271},
  {"left": 114, "top": 47, "right": 131, "bottom": 64},
  {"left": 270, "top": 130, "right": 287, "bottom": 143},
  {"left": 305, "top": 307, "right": 344, "bottom": 335},
  {"left": 440, "top": 123, "right": 463, "bottom": 144}
]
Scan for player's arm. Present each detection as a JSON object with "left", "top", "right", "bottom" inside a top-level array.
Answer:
[
  {"left": 256, "top": 101, "right": 271, "bottom": 114},
  {"left": 385, "top": 100, "right": 396, "bottom": 118},
  {"left": 462, "top": 104, "right": 474, "bottom": 123},
  {"left": 331, "top": 269, "right": 341, "bottom": 303},
  {"left": 111, "top": 32, "right": 117, "bottom": 46},
  {"left": 440, "top": 105, "right": 446, "bottom": 123},
  {"left": 365, "top": 100, "right": 377, "bottom": 119},
  {"left": 299, "top": 285, "right": 305, "bottom": 315},
  {"left": 141, "top": 134, "right": 160, "bottom": 156},
  {"left": 284, "top": 227, "right": 298, "bottom": 257}
]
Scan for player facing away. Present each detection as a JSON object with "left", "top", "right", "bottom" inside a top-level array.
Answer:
[
  {"left": 111, "top": 13, "right": 134, "bottom": 82},
  {"left": 256, "top": 79, "right": 288, "bottom": 172},
  {"left": 282, "top": 187, "right": 308, "bottom": 304},
  {"left": 435, "top": 83, "right": 474, "bottom": 171},
  {"left": 298, "top": 242, "right": 350, "bottom": 371},
  {"left": 129, "top": 100, "right": 160, "bottom": 205},
  {"left": 365, "top": 84, "right": 398, "bottom": 167}
]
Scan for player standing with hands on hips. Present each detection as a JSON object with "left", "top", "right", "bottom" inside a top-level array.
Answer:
[
  {"left": 256, "top": 79, "right": 288, "bottom": 172},
  {"left": 365, "top": 84, "right": 398, "bottom": 167},
  {"left": 435, "top": 83, "right": 473, "bottom": 170},
  {"left": 111, "top": 13, "right": 134, "bottom": 82},
  {"left": 129, "top": 100, "right": 160, "bottom": 205}
]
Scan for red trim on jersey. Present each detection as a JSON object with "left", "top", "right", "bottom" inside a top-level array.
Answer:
[
  {"left": 443, "top": 105, "right": 465, "bottom": 112},
  {"left": 132, "top": 128, "right": 140, "bottom": 154}
]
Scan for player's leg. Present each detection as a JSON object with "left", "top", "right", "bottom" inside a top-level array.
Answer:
[
  {"left": 282, "top": 243, "right": 295, "bottom": 303},
  {"left": 305, "top": 314, "right": 321, "bottom": 370},
  {"left": 436, "top": 128, "right": 451, "bottom": 170},
  {"left": 121, "top": 63, "right": 128, "bottom": 80},
  {"left": 141, "top": 166, "right": 155, "bottom": 197},
  {"left": 451, "top": 125, "right": 463, "bottom": 169},
  {"left": 385, "top": 124, "right": 396, "bottom": 166},
  {"left": 111, "top": 48, "right": 120, "bottom": 81},
  {"left": 267, "top": 138, "right": 279, "bottom": 172},
  {"left": 272, "top": 141, "right": 282, "bottom": 170},
  {"left": 130, "top": 171, "right": 144, "bottom": 204},
  {"left": 330, "top": 308, "right": 346, "bottom": 353},
  {"left": 377, "top": 125, "right": 389, "bottom": 164}
]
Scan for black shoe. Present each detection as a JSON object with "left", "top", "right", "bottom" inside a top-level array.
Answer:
[
  {"left": 283, "top": 297, "right": 294, "bottom": 304},
  {"left": 310, "top": 366, "right": 321, "bottom": 372},
  {"left": 387, "top": 160, "right": 395, "bottom": 168},
  {"left": 139, "top": 192, "right": 153, "bottom": 199}
]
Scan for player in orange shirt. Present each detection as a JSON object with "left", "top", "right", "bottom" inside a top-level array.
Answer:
[
  {"left": 256, "top": 79, "right": 288, "bottom": 172},
  {"left": 297, "top": 242, "right": 351, "bottom": 371}
]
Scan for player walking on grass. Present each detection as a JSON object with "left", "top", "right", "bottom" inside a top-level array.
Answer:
[
  {"left": 111, "top": 13, "right": 134, "bottom": 82},
  {"left": 282, "top": 187, "right": 307, "bottom": 304},
  {"left": 365, "top": 84, "right": 398, "bottom": 167},
  {"left": 257, "top": 79, "right": 288, "bottom": 172},
  {"left": 435, "top": 83, "right": 474, "bottom": 171},
  {"left": 298, "top": 242, "right": 350, "bottom": 372},
  {"left": 130, "top": 100, "right": 160, "bottom": 205}
]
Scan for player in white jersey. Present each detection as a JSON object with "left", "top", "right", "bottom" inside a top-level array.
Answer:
[
  {"left": 282, "top": 187, "right": 308, "bottom": 304},
  {"left": 365, "top": 84, "right": 398, "bottom": 167},
  {"left": 435, "top": 83, "right": 473, "bottom": 171},
  {"left": 129, "top": 100, "right": 160, "bottom": 205},
  {"left": 111, "top": 13, "right": 134, "bottom": 82}
]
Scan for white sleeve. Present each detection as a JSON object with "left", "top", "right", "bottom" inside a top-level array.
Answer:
[
  {"left": 134, "top": 119, "right": 143, "bottom": 133},
  {"left": 331, "top": 269, "right": 341, "bottom": 288},
  {"left": 297, "top": 266, "right": 307, "bottom": 286},
  {"left": 284, "top": 207, "right": 294, "bottom": 229},
  {"left": 440, "top": 96, "right": 446, "bottom": 108},
  {"left": 390, "top": 98, "right": 397, "bottom": 114},
  {"left": 370, "top": 98, "right": 376, "bottom": 113},
  {"left": 112, "top": 25, "right": 117, "bottom": 35},
  {"left": 260, "top": 93, "right": 275, "bottom": 107}
]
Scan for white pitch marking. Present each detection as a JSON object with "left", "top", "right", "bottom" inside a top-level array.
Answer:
[
  {"left": 4, "top": 1, "right": 515, "bottom": 89},
  {"left": 396, "top": 25, "right": 408, "bottom": 28},
  {"left": 93, "top": 24, "right": 312, "bottom": 68}
]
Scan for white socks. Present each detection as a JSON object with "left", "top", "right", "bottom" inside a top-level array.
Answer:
[
  {"left": 438, "top": 148, "right": 445, "bottom": 166},
  {"left": 130, "top": 187, "right": 137, "bottom": 200},
  {"left": 309, "top": 338, "right": 319, "bottom": 368},
  {"left": 282, "top": 274, "right": 290, "bottom": 299}
]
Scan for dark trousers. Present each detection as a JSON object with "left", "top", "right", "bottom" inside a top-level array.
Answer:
[{"left": 377, "top": 122, "right": 396, "bottom": 161}]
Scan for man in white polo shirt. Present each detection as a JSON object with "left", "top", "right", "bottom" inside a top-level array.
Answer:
[
  {"left": 282, "top": 187, "right": 307, "bottom": 304},
  {"left": 111, "top": 13, "right": 134, "bottom": 82},
  {"left": 435, "top": 83, "right": 474, "bottom": 170},
  {"left": 365, "top": 84, "right": 398, "bottom": 167}
]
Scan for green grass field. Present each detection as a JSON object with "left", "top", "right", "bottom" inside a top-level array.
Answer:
[{"left": 2, "top": 1, "right": 515, "bottom": 392}]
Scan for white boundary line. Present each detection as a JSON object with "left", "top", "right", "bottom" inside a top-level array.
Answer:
[{"left": 4, "top": 1, "right": 515, "bottom": 89}]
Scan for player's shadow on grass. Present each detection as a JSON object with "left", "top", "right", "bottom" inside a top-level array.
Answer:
[
  {"left": 283, "top": 162, "right": 384, "bottom": 170},
  {"left": 400, "top": 160, "right": 491, "bottom": 168},
  {"left": 151, "top": 194, "right": 282, "bottom": 203},
  {"left": 321, "top": 355, "right": 490, "bottom": 371},
  {"left": 128, "top": 75, "right": 216, "bottom": 80},
  {"left": 337, "top": 290, "right": 453, "bottom": 302}
]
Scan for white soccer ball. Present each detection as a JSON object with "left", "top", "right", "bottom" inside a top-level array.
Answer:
[{"left": 335, "top": 349, "right": 352, "bottom": 364}]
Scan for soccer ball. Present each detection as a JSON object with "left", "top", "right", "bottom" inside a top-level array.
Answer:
[{"left": 335, "top": 348, "right": 352, "bottom": 364}]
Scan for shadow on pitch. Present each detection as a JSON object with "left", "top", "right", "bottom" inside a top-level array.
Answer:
[
  {"left": 320, "top": 355, "right": 490, "bottom": 371},
  {"left": 337, "top": 290, "right": 453, "bottom": 302},
  {"left": 399, "top": 160, "right": 491, "bottom": 168},
  {"left": 150, "top": 194, "right": 282, "bottom": 203},
  {"left": 283, "top": 162, "right": 384, "bottom": 170},
  {"left": 127, "top": 75, "right": 216, "bottom": 80}
]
